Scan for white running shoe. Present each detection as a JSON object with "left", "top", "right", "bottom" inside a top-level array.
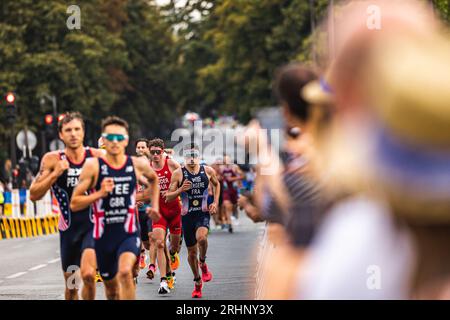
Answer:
[{"left": 158, "top": 281, "right": 170, "bottom": 294}]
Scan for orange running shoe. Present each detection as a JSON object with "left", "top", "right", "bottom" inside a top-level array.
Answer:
[
  {"left": 170, "top": 252, "right": 180, "bottom": 271},
  {"left": 95, "top": 271, "right": 103, "bottom": 283},
  {"left": 139, "top": 253, "right": 147, "bottom": 269}
]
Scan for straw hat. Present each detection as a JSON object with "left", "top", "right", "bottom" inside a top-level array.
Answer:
[{"left": 367, "top": 33, "right": 450, "bottom": 224}]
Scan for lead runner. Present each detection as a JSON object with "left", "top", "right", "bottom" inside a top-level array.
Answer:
[
  {"left": 166, "top": 143, "right": 221, "bottom": 298},
  {"left": 70, "top": 116, "right": 160, "bottom": 300}
]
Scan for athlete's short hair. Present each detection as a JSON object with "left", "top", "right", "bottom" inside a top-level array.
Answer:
[
  {"left": 135, "top": 138, "right": 149, "bottom": 148},
  {"left": 101, "top": 116, "right": 129, "bottom": 133},
  {"left": 148, "top": 138, "right": 165, "bottom": 149},
  {"left": 58, "top": 112, "right": 85, "bottom": 132},
  {"left": 184, "top": 142, "right": 199, "bottom": 151}
]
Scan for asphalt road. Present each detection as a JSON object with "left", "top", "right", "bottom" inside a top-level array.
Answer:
[{"left": 0, "top": 215, "right": 264, "bottom": 300}]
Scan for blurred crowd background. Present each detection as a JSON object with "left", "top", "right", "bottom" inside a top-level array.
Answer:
[{"left": 240, "top": 0, "right": 450, "bottom": 300}]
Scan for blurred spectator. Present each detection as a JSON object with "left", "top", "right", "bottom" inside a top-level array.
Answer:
[
  {"left": 2, "top": 159, "right": 13, "bottom": 190},
  {"left": 241, "top": 63, "right": 334, "bottom": 299},
  {"left": 295, "top": 0, "right": 450, "bottom": 300}
]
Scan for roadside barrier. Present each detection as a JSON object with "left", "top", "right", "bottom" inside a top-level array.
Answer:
[
  {"left": 0, "top": 190, "right": 60, "bottom": 240},
  {"left": 255, "top": 223, "right": 273, "bottom": 299}
]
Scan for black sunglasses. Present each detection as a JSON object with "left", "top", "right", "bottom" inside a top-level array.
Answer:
[{"left": 150, "top": 150, "right": 162, "bottom": 155}]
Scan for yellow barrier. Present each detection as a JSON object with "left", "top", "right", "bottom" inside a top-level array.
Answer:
[{"left": 0, "top": 216, "right": 59, "bottom": 240}]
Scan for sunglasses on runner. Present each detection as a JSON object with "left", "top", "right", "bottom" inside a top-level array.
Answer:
[
  {"left": 150, "top": 150, "right": 162, "bottom": 155},
  {"left": 184, "top": 150, "right": 200, "bottom": 158},
  {"left": 102, "top": 133, "right": 128, "bottom": 142}
]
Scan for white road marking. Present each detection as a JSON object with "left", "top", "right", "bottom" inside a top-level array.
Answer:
[
  {"left": 13, "top": 244, "right": 24, "bottom": 249},
  {"left": 6, "top": 272, "right": 27, "bottom": 279},
  {"left": 29, "top": 264, "right": 47, "bottom": 271},
  {"left": 47, "top": 258, "right": 60, "bottom": 264}
]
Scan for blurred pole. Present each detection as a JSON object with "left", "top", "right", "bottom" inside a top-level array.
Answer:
[
  {"left": 10, "top": 126, "right": 16, "bottom": 168},
  {"left": 41, "top": 131, "right": 47, "bottom": 155},
  {"left": 51, "top": 95, "right": 58, "bottom": 140},
  {"left": 41, "top": 93, "right": 59, "bottom": 142},
  {"left": 24, "top": 124, "right": 30, "bottom": 159}
]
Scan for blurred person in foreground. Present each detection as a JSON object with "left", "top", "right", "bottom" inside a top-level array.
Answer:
[
  {"left": 239, "top": 64, "right": 334, "bottom": 299},
  {"left": 295, "top": 0, "right": 450, "bottom": 299}
]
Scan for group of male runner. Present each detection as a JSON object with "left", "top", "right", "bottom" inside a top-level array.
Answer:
[{"left": 29, "top": 112, "right": 220, "bottom": 300}]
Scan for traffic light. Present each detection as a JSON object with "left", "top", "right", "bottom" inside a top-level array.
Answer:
[
  {"left": 45, "top": 114, "right": 54, "bottom": 125},
  {"left": 6, "top": 92, "right": 15, "bottom": 104},
  {"left": 4, "top": 92, "right": 17, "bottom": 121},
  {"left": 45, "top": 114, "right": 56, "bottom": 139}
]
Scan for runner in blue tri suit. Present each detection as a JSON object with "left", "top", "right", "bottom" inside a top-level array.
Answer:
[
  {"left": 30, "top": 112, "right": 104, "bottom": 300},
  {"left": 165, "top": 143, "right": 221, "bottom": 298},
  {"left": 71, "top": 116, "right": 160, "bottom": 300}
]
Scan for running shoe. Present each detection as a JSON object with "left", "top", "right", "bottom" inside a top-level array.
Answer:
[
  {"left": 95, "top": 271, "right": 103, "bottom": 283},
  {"left": 158, "top": 280, "right": 170, "bottom": 294},
  {"left": 192, "top": 281, "right": 203, "bottom": 298},
  {"left": 172, "top": 272, "right": 177, "bottom": 284},
  {"left": 199, "top": 262, "right": 213, "bottom": 282},
  {"left": 229, "top": 225, "right": 234, "bottom": 234},
  {"left": 170, "top": 252, "right": 180, "bottom": 271},
  {"left": 139, "top": 253, "right": 147, "bottom": 269},
  {"left": 167, "top": 275, "right": 175, "bottom": 290},
  {"left": 147, "top": 264, "right": 156, "bottom": 280}
]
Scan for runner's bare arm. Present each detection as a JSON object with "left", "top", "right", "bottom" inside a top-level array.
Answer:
[
  {"left": 136, "top": 179, "right": 151, "bottom": 203},
  {"left": 89, "top": 148, "right": 106, "bottom": 158},
  {"left": 70, "top": 158, "right": 109, "bottom": 212},
  {"left": 165, "top": 168, "right": 184, "bottom": 202},
  {"left": 134, "top": 157, "right": 159, "bottom": 213},
  {"left": 30, "top": 153, "right": 64, "bottom": 201},
  {"left": 230, "top": 165, "right": 245, "bottom": 182},
  {"left": 135, "top": 170, "right": 150, "bottom": 203},
  {"left": 168, "top": 158, "right": 181, "bottom": 172},
  {"left": 206, "top": 166, "right": 221, "bottom": 214}
]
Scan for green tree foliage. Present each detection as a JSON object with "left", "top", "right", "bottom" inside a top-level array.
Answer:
[
  {"left": 0, "top": 0, "right": 175, "bottom": 158},
  {"left": 170, "top": 0, "right": 330, "bottom": 122},
  {"left": 0, "top": 0, "right": 449, "bottom": 161}
]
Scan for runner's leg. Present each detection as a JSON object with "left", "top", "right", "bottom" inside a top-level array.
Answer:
[
  {"left": 153, "top": 227, "right": 167, "bottom": 279},
  {"left": 103, "top": 278, "right": 120, "bottom": 300},
  {"left": 80, "top": 248, "right": 96, "bottom": 300},
  {"left": 187, "top": 245, "right": 200, "bottom": 280},
  {"left": 63, "top": 272, "right": 80, "bottom": 300},
  {"left": 117, "top": 252, "right": 138, "bottom": 300},
  {"left": 196, "top": 227, "right": 209, "bottom": 261}
]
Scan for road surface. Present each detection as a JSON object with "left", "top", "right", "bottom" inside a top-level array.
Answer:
[{"left": 0, "top": 215, "right": 264, "bottom": 300}]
